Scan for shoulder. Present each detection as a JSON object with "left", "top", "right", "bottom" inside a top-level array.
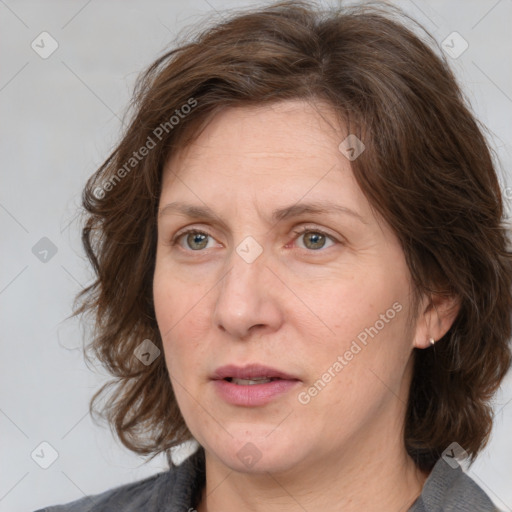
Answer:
[
  {"left": 33, "top": 471, "right": 168, "bottom": 512},
  {"left": 33, "top": 448, "right": 205, "bottom": 512},
  {"left": 410, "top": 457, "right": 500, "bottom": 512}
]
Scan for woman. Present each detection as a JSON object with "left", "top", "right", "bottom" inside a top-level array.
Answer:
[{"left": 36, "top": 1, "right": 512, "bottom": 510}]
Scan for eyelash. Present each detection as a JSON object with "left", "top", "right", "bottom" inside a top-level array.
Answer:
[{"left": 171, "top": 226, "right": 339, "bottom": 251}]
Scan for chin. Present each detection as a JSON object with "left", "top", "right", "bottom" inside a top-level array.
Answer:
[{"left": 204, "top": 427, "right": 311, "bottom": 475}]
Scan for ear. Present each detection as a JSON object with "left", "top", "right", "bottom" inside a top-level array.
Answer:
[{"left": 413, "top": 291, "right": 461, "bottom": 349}]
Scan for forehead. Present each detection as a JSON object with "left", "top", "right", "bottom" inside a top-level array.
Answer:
[
  {"left": 157, "top": 100, "right": 380, "bottom": 225},
  {"left": 162, "top": 99, "right": 348, "bottom": 181},
  {"left": 157, "top": 100, "right": 399, "bottom": 248},
  {"left": 156, "top": 101, "right": 387, "bottom": 241}
]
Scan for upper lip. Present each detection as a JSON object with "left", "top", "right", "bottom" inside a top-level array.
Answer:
[{"left": 212, "top": 364, "right": 300, "bottom": 381}]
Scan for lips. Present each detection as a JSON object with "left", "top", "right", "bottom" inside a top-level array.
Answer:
[
  {"left": 211, "top": 364, "right": 301, "bottom": 406},
  {"left": 211, "top": 364, "right": 300, "bottom": 382}
]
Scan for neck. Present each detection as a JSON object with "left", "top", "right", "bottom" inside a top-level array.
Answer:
[{"left": 196, "top": 426, "right": 428, "bottom": 512}]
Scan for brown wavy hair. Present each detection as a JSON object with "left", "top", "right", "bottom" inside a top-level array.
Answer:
[{"left": 73, "top": 0, "right": 512, "bottom": 472}]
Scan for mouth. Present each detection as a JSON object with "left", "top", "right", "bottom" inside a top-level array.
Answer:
[
  {"left": 211, "top": 363, "right": 300, "bottom": 382},
  {"left": 223, "top": 377, "right": 281, "bottom": 385},
  {"left": 211, "top": 364, "right": 301, "bottom": 406}
]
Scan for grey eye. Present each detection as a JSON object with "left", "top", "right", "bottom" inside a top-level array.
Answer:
[
  {"left": 302, "top": 232, "right": 326, "bottom": 250},
  {"left": 185, "top": 232, "right": 210, "bottom": 250},
  {"left": 296, "top": 231, "right": 335, "bottom": 250}
]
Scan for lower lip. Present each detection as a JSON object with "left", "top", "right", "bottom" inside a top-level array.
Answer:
[{"left": 212, "top": 379, "right": 300, "bottom": 406}]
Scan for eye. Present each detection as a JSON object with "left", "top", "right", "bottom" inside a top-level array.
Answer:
[
  {"left": 170, "top": 226, "right": 339, "bottom": 252},
  {"left": 292, "top": 227, "right": 337, "bottom": 251},
  {"left": 172, "top": 229, "right": 219, "bottom": 251}
]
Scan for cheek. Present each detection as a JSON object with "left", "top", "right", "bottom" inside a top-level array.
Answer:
[
  {"left": 290, "top": 266, "right": 391, "bottom": 336},
  {"left": 153, "top": 264, "right": 203, "bottom": 331},
  {"left": 153, "top": 273, "right": 211, "bottom": 372},
  {"left": 295, "top": 267, "right": 411, "bottom": 377}
]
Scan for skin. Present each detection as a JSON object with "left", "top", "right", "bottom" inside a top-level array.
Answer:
[{"left": 153, "top": 99, "right": 459, "bottom": 512}]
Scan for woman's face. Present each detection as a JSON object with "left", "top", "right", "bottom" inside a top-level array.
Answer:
[{"left": 154, "top": 99, "right": 421, "bottom": 475}]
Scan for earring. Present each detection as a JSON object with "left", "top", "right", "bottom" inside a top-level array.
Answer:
[{"left": 428, "top": 337, "right": 435, "bottom": 346}]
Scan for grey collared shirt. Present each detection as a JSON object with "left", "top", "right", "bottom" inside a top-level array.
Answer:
[{"left": 34, "top": 447, "right": 500, "bottom": 511}]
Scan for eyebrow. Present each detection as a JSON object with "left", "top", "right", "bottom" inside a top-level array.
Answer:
[{"left": 158, "top": 200, "right": 367, "bottom": 225}]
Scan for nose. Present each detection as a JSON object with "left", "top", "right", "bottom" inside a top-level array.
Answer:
[{"left": 212, "top": 245, "right": 284, "bottom": 340}]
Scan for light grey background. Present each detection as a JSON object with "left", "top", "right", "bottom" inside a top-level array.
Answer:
[{"left": 1, "top": 1, "right": 511, "bottom": 511}]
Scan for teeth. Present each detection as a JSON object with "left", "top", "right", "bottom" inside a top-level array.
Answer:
[{"left": 231, "top": 377, "right": 273, "bottom": 385}]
